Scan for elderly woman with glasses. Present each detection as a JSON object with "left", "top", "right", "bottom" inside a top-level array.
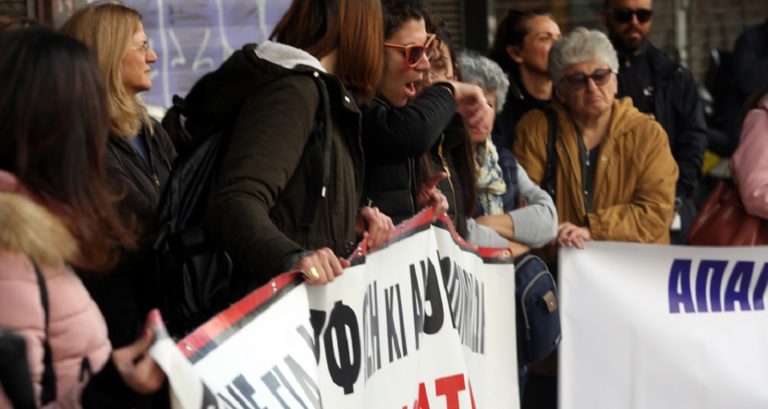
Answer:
[
  {"left": 457, "top": 51, "right": 558, "bottom": 253},
  {"left": 514, "top": 27, "right": 678, "bottom": 249}
]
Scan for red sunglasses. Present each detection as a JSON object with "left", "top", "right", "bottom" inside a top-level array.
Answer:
[{"left": 384, "top": 34, "right": 436, "bottom": 68}]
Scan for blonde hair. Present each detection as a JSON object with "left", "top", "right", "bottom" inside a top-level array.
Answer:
[{"left": 61, "top": 2, "right": 151, "bottom": 138}]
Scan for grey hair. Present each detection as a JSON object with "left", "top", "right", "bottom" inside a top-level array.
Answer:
[
  {"left": 457, "top": 50, "right": 510, "bottom": 113},
  {"left": 548, "top": 27, "right": 619, "bottom": 85}
]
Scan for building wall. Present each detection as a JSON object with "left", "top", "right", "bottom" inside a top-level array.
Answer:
[
  {"left": 0, "top": 0, "right": 29, "bottom": 17},
  {"left": 489, "top": 0, "right": 768, "bottom": 84},
  {"left": 11, "top": 0, "right": 765, "bottom": 104}
]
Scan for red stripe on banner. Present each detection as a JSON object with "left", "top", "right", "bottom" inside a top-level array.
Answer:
[
  {"left": 178, "top": 271, "right": 302, "bottom": 358},
  {"left": 349, "top": 207, "right": 513, "bottom": 263},
  {"left": 477, "top": 247, "right": 513, "bottom": 259}
]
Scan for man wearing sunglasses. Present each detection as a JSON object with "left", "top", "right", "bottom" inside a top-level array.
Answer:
[{"left": 603, "top": 0, "right": 707, "bottom": 245}]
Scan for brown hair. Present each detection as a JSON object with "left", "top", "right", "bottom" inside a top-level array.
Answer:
[
  {"left": 0, "top": 28, "right": 135, "bottom": 272},
  {"left": 271, "top": 0, "right": 383, "bottom": 102},
  {"left": 420, "top": 11, "right": 477, "bottom": 217},
  {"left": 489, "top": 9, "right": 553, "bottom": 74},
  {"left": 61, "top": 3, "right": 151, "bottom": 138}
]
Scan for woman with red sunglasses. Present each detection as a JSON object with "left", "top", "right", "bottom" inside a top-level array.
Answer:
[{"left": 361, "top": 0, "right": 492, "bottom": 232}]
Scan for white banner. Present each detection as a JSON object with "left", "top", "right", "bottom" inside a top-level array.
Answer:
[
  {"left": 152, "top": 215, "right": 519, "bottom": 409},
  {"left": 560, "top": 242, "right": 768, "bottom": 409}
]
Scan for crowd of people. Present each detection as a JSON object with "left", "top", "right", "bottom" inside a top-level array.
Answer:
[{"left": 0, "top": 0, "right": 766, "bottom": 407}]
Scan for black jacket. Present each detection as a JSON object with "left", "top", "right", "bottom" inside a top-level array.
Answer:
[
  {"left": 199, "top": 44, "right": 364, "bottom": 295},
  {"left": 428, "top": 116, "right": 474, "bottom": 239},
  {"left": 85, "top": 120, "right": 176, "bottom": 348},
  {"left": 493, "top": 68, "right": 550, "bottom": 212},
  {"left": 361, "top": 86, "right": 456, "bottom": 223},
  {"left": 616, "top": 43, "right": 708, "bottom": 200},
  {"left": 494, "top": 68, "right": 550, "bottom": 150}
]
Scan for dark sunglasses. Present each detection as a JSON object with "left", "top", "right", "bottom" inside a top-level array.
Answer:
[
  {"left": 564, "top": 68, "right": 614, "bottom": 89},
  {"left": 607, "top": 7, "right": 653, "bottom": 23},
  {"left": 385, "top": 34, "right": 436, "bottom": 68}
]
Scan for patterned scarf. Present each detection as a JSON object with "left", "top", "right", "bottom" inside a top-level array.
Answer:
[{"left": 474, "top": 136, "right": 507, "bottom": 215}]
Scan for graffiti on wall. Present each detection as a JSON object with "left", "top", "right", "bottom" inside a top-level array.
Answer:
[{"left": 123, "top": 0, "right": 291, "bottom": 108}]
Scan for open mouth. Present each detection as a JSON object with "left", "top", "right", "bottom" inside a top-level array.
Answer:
[{"left": 405, "top": 81, "right": 417, "bottom": 97}]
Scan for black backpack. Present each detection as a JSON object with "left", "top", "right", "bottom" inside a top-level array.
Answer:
[
  {"left": 152, "top": 98, "right": 234, "bottom": 337},
  {"left": 154, "top": 51, "right": 333, "bottom": 337},
  {"left": 514, "top": 253, "right": 561, "bottom": 369}
]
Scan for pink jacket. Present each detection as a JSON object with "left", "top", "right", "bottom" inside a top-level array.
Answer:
[
  {"left": 731, "top": 95, "right": 768, "bottom": 220},
  {"left": 0, "top": 187, "right": 111, "bottom": 408}
]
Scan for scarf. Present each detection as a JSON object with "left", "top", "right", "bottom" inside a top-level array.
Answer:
[{"left": 474, "top": 137, "right": 507, "bottom": 215}]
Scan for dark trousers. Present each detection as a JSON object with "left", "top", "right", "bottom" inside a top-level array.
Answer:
[
  {"left": 522, "top": 372, "right": 557, "bottom": 409},
  {"left": 671, "top": 197, "right": 696, "bottom": 244}
]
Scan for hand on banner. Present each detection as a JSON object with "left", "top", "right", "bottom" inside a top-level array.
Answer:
[
  {"left": 293, "top": 248, "right": 349, "bottom": 285},
  {"left": 417, "top": 172, "right": 450, "bottom": 221},
  {"left": 357, "top": 206, "right": 395, "bottom": 250},
  {"left": 112, "top": 319, "right": 165, "bottom": 394},
  {"left": 556, "top": 222, "right": 592, "bottom": 249}
]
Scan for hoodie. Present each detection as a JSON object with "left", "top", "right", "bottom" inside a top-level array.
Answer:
[{"left": 199, "top": 43, "right": 365, "bottom": 296}]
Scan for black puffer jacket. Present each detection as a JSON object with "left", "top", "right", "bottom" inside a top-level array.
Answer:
[
  {"left": 361, "top": 86, "right": 456, "bottom": 223},
  {"left": 617, "top": 43, "right": 708, "bottom": 200},
  {"left": 196, "top": 43, "right": 364, "bottom": 296}
]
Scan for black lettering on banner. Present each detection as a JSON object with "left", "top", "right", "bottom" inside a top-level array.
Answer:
[
  {"left": 459, "top": 266, "right": 470, "bottom": 346},
  {"left": 231, "top": 375, "right": 262, "bottom": 409},
  {"left": 272, "top": 366, "right": 309, "bottom": 409},
  {"left": 422, "top": 258, "right": 445, "bottom": 334},
  {"left": 324, "top": 301, "right": 361, "bottom": 394},
  {"left": 410, "top": 264, "right": 424, "bottom": 350},
  {"left": 216, "top": 392, "right": 239, "bottom": 409},
  {"left": 439, "top": 253, "right": 459, "bottom": 328},
  {"left": 201, "top": 384, "right": 220, "bottom": 408},
  {"left": 385, "top": 284, "right": 408, "bottom": 362},
  {"left": 295, "top": 325, "right": 315, "bottom": 356},
  {"left": 309, "top": 309, "right": 327, "bottom": 363},
  {"left": 480, "top": 282, "right": 486, "bottom": 354},
  {"left": 363, "top": 281, "right": 381, "bottom": 380},
  {"left": 438, "top": 254, "right": 486, "bottom": 353},
  {"left": 261, "top": 371, "right": 290, "bottom": 408},
  {"left": 285, "top": 356, "right": 322, "bottom": 409}
]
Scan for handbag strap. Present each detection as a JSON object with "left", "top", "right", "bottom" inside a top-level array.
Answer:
[
  {"left": 32, "top": 261, "right": 57, "bottom": 404},
  {"left": 541, "top": 107, "right": 559, "bottom": 202}
]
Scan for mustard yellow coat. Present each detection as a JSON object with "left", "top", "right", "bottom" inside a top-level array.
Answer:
[{"left": 513, "top": 98, "right": 678, "bottom": 244}]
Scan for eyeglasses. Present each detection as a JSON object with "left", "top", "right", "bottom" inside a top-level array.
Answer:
[
  {"left": 384, "top": 34, "right": 436, "bottom": 68},
  {"left": 563, "top": 68, "right": 614, "bottom": 89},
  {"left": 132, "top": 40, "right": 153, "bottom": 57},
  {"left": 607, "top": 7, "right": 653, "bottom": 23}
]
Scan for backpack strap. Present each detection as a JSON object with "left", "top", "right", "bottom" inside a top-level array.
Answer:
[
  {"left": 300, "top": 75, "right": 333, "bottom": 228},
  {"left": 32, "top": 261, "right": 57, "bottom": 404},
  {"left": 541, "top": 107, "right": 559, "bottom": 203}
]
